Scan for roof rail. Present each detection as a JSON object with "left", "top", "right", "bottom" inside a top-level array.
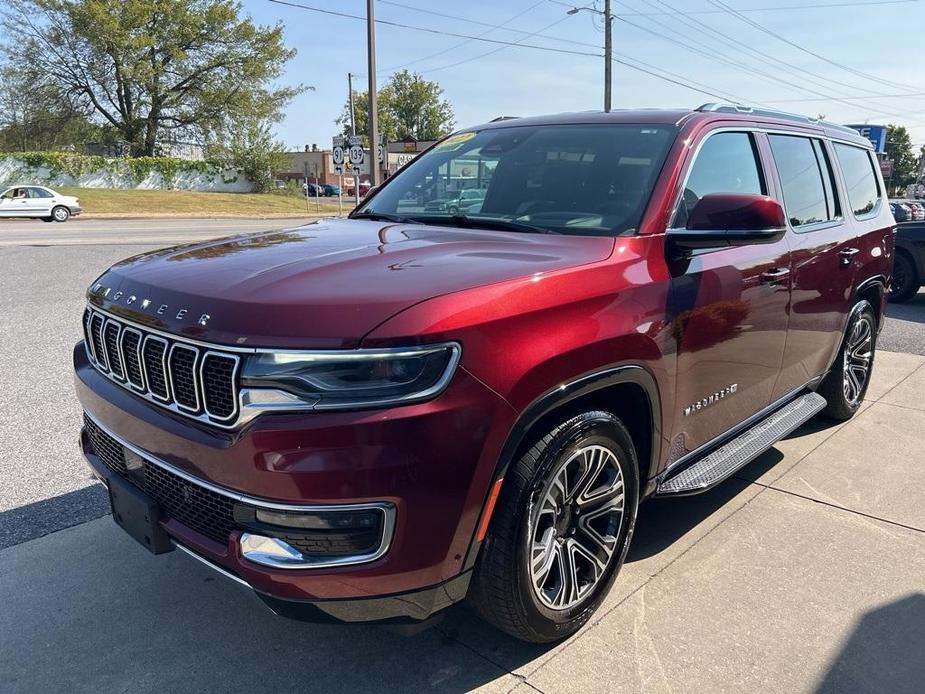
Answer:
[
  {"left": 490, "top": 115, "right": 520, "bottom": 122},
  {"left": 695, "top": 103, "right": 861, "bottom": 136}
]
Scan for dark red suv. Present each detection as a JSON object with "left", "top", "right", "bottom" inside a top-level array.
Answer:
[{"left": 75, "top": 105, "right": 894, "bottom": 643}]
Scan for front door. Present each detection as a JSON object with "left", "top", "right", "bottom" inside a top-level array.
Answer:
[
  {"left": 665, "top": 129, "right": 791, "bottom": 461},
  {"left": 0, "top": 188, "right": 32, "bottom": 217}
]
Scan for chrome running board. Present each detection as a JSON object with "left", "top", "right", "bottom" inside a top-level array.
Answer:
[{"left": 656, "top": 392, "right": 827, "bottom": 496}]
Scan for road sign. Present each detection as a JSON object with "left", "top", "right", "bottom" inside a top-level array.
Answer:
[
  {"left": 348, "top": 144, "right": 365, "bottom": 166},
  {"left": 846, "top": 124, "right": 888, "bottom": 154},
  {"left": 332, "top": 145, "right": 345, "bottom": 166},
  {"left": 377, "top": 143, "right": 385, "bottom": 164}
]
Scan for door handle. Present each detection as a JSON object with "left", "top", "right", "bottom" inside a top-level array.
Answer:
[
  {"left": 760, "top": 267, "right": 790, "bottom": 285},
  {"left": 839, "top": 247, "right": 860, "bottom": 266}
]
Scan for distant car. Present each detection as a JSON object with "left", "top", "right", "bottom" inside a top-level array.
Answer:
[
  {"left": 0, "top": 185, "right": 81, "bottom": 222},
  {"left": 905, "top": 200, "right": 925, "bottom": 221},
  {"left": 424, "top": 189, "right": 487, "bottom": 215},
  {"left": 347, "top": 181, "right": 372, "bottom": 197},
  {"left": 302, "top": 183, "right": 324, "bottom": 197},
  {"left": 891, "top": 220, "right": 925, "bottom": 302},
  {"left": 890, "top": 201, "right": 911, "bottom": 222},
  {"left": 322, "top": 184, "right": 342, "bottom": 197}
]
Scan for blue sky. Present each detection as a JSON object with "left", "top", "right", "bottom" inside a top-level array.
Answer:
[{"left": 242, "top": 0, "right": 925, "bottom": 152}]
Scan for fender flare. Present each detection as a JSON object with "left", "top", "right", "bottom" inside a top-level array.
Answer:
[{"left": 461, "top": 363, "right": 662, "bottom": 572}]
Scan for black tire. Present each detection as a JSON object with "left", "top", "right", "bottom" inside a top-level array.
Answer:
[
  {"left": 889, "top": 251, "right": 919, "bottom": 303},
  {"left": 818, "top": 299, "right": 877, "bottom": 421},
  {"left": 51, "top": 206, "right": 70, "bottom": 222},
  {"left": 447, "top": 205, "right": 459, "bottom": 216},
  {"left": 469, "top": 411, "right": 640, "bottom": 643}
]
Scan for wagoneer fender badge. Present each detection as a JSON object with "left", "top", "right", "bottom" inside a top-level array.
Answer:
[
  {"left": 684, "top": 384, "right": 738, "bottom": 416},
  {"left": 90, "top": 283, "right": 211, "bottom": 326}
]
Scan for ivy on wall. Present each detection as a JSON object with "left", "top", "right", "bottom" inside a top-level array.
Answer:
[{"left": 0, "top": 151, "right": 240, "bottom": 189}]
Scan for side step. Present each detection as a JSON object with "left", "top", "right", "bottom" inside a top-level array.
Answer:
[{"left": 656, "top": 392, "right": 827, "bottom": 496}]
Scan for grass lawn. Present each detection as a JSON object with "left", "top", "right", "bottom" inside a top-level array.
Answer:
[{"left": 57, "top": 187, "right": 345, "bottom": 218}]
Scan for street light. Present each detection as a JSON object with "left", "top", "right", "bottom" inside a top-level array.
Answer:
[{"left": 566, "top": 2, "right": 613, "bottom": 112}]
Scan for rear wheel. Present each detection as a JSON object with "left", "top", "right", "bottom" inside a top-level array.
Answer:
[
  {"left": 889, "top": 252, "right": 919, "bottom": 303},
  {"left": 470, "top": 411, "right": 639, "bottom": 643},
  {"left": 52, "top": 206, "right": 70, "bottom": 222},
  {"left": 819, "top": 300, "right": 877, "bottom": 420}
]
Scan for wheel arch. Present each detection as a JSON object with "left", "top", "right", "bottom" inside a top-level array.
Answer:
[
  {"left": 854, "top": 275, "right": 887, "bottom": 327},
  {"left": 462, "top": 364, "right": 662, "bottom": 572}
]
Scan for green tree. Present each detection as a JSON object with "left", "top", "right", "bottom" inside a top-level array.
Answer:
[
  {"left": 337, "top": 70, "right": 454, "bottom": 143},
  {"left": 884, "top": 125, "right": 917, "bottom": 191},
  {"left": 1, "top": 0, "right": 305, "bottom": 156},
  {"left": 0, "top": 82, "right": 108, "bottom": 152},
  {"left": 208, "top": 119, "right": 288, "bottom": 193}
]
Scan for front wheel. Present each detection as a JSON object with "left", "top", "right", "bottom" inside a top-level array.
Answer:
[
  {"left": 52, "top": 206, "right": 70, "bottom": 222},
  {"left": 470, "top": 411, "right": 639, "bottom": 643},
  {"left": 818, "top": 299, "right": 877, "bottom": 420}
]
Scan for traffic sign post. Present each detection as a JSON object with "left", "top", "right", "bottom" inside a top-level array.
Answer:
[{"left": 333, "top": 136, "right": 345, "bottom": 216}]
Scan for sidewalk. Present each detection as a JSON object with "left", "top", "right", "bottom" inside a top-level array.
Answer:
[{"left": 2, "top": 352, "right": 923, "bottom": 693}]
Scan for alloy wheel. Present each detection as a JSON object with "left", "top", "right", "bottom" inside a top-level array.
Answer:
[
  {"left": 528, "top": 445, "right": 625, "bottom": 610},
  {"left": 53, "top": 207, "right": 69, "bottom": 222},
  {"left": 843, "top": 314, "right": 873, "bottom": 405}
]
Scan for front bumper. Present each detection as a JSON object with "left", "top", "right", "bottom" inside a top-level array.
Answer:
[{"left": 75, "top": 343, "right": 513, "bottom": 621}]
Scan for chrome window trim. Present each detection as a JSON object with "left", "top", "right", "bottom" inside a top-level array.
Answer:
[
  {"left": 831, "top": 142, "right": 885, "bottom": 222},
  {"left": 199, "top": 351, "right": 241, "bottom": 423},
  {"left": 103, "top": 319, "right": 125, "bottom": 381},
  {"left": 142, "top": 334, "right": 171, "bottom": 402},
  {"left": 167, "top": 342, "right": 202, "bottom": 413},
  {"left": 119, "top": 327, "right": 147, "bottom": 392},
  {"left": 84, "top": 410, "right": 396, "bottom": 570},
  {"left": 665, "top": 125, "right": 875, "bottom": 234}
]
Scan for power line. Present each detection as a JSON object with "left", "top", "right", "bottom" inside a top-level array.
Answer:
[
  {"left": 616, "top": 0, "right": 923, "bottom": 15},
  {"left": 265, "top": 0, "right": 599, "bottom": 58},
  {"left": 374, "top": 0, "right": 551, "bottom": 75},
  {"left": 769, "top": 92, "right": 925, "bottom": 103},
  {"left": 704, "top": 0, "right": 922, "bottom": 94}
]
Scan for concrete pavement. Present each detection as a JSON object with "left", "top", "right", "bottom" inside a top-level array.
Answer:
[{"left": 2, "top": 352, "right": 923, "bottom": 693}]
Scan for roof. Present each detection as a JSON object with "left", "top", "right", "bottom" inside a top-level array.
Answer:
[{"left": 469, "top": 104, "right": 872, "bottom": 148}]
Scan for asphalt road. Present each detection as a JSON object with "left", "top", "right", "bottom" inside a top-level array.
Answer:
[
  {"left": 0, "top": 216, "right": 318, "bottom": 246},
  {"left": 1, "top": 219, "right": 923, "bottom": 692}
]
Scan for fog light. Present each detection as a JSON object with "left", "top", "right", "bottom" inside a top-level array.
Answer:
[{"left": 240, "top": 533, "right": 305, "bottom": 567}]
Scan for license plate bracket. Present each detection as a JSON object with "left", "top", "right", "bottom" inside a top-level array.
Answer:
[{"left": 108, "top": 471, "right": 173, "bottom": 554}]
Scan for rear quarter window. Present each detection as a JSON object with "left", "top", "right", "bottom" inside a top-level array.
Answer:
[{"left": 834, "top": 143, "right": 881, "bottom": 217}]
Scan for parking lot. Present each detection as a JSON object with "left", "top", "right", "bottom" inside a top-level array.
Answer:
[{"left": 1, "top": 219, "right": 923, "bottom": 693}]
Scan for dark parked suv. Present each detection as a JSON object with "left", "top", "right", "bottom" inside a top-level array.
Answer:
[{"left": 75, "top": 105, "right": 894, "bottom": 643}]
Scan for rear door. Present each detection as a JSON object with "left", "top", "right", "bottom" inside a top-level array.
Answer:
[
  {"left": 27, "top": 187, "right": 54, "bottom": 217},
  {"left": 767, "top": 134, "right": 859, "bottom": 400},
  {"left": 665, "top": 128, "right": 792, "bottom": 458}
]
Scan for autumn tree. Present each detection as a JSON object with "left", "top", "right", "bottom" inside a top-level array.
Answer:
[{"left": 1, "top": 0, "right": 305, "bottom": 156}]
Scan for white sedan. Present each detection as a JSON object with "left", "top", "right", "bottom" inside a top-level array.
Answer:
[{"left": 0, "top": 185, "right": 82, "bottom": 222}]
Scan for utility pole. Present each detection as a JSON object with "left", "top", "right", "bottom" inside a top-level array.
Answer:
[
  {"left": 567, "top": 2, "right": 614, "bottom": 112},
  {"left": 366, "top": 0, "right": 380, "bottom": 187},
  {"left": 603, "top": 0, "right": 612, "bottom": 112},
  {"left": 348, "top": 73, "right": 356, "bottom": 136}
]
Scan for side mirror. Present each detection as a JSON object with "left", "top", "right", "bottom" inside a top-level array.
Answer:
[{"left": 671, "top": 193, "right": 787, "bottom": 250}]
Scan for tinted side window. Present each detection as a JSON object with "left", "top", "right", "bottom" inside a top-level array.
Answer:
[
  {"left": 834, "top": 143, "right": 880, "bottom": 216},
  {"left": 769, "top": 135, "right": 831, "bottom": 227},
  {"left": 29, "top": 187, "right": 53, "bottom": 198},
  {"left": 674, "top": 132, "right": 764, "bottom": 227}
]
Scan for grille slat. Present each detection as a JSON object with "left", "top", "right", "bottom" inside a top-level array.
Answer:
[
  {"left": 104, "top": 321, "right": 124, "bottom": 379},
  {"left": 83, "top": 308, "right": 239, "bottom": 426}
]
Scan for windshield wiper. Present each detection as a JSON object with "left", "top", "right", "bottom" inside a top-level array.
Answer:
[
  {"left": 351, "top": 211, "right": 415, "bottom": 223},
  {"left": 408, "top": 214, "right": 559, "bottom": 235}
]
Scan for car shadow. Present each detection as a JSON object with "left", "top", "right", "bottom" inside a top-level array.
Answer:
[
  {"left": 628, "top": 413, "right": 845, "bottom": 563},
  {"left": 885, "top": 290, "right": 925, "bottom": 325},
  {"left": 815, "top": 594, "right": 925, "bottom": 693},
  {"left": 0, "top": 484, "right": 109, "bottom": 550}
]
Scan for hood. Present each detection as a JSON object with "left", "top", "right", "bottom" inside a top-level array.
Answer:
[{"left": 88, "top": 218, "right": 614, "bottom": 348}]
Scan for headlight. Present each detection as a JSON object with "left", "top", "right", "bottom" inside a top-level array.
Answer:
[{"left": 241, "top": 343, "right": 461, "bottom": 410}]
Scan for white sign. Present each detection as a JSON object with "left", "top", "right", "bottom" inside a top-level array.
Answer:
[
  {"left": 348, "top": 144, "right": 365, "bottom": 166},
  {"left": 332, "top": 145, "right": 345, "bottom": 166}
]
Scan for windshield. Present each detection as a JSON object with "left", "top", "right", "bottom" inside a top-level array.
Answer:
[{"left": 356, "top": 123, "right": 677, "bottom": 236}]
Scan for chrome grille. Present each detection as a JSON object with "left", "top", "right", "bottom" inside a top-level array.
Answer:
[{"left": 83, "top": 307, "right": 240, "bottom": 426}]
